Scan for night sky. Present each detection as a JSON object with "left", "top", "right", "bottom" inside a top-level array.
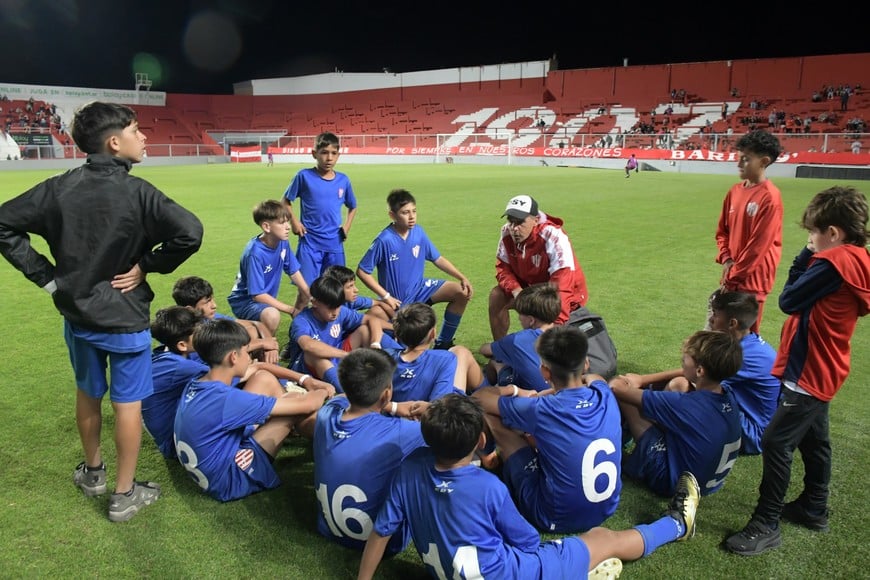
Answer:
[{"left": 1, "top": 1, "right": 867, "bottom": 94}]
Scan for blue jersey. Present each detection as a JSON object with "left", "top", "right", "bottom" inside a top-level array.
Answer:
[
  {"left": 374, "top": 448, "right": 589, "bottom": 579},
  {"left": 174, "top": 379, "right": 279, "bottom": 501},
  {"left": 491, "top": 328, "right": 548, "bottom": 391},
  {"left": 286, "top": 306, "right": 364, "bottom": 371},
  {"left": 357, "top": 224, "right": 441, "bottom": 303},
  {"left": 391, "top": 349, "right": 463, "bottom": 403},
  {"left": 641, "top": 387, "right": 742, "bottom": 495},
  {"left": 346, "top": 295, "right": 374, "bottom": 312},
  {"left": 313, "top": 397, "right": 426, "bottom": 555},
  {"left": 283, "top": 168, "right": 357, "bottom": 251},
  {"left": 227, "top": 236, "right": 301, "bottom": 309},
  {"left": 142, "top": 348, "right": 207, "bottom": 459},
  {"left": 723, "top": 333, "right": 780, "bottom": 455},
  {"left": 498, "top": 380, "right": 622, "bottom": 533}
]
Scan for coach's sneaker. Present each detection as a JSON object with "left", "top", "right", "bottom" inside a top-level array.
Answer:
[
  {"left": 723, "top": 519, "right": 782, "bottom": 555},
  {"left": 108, "top": 481, "right": 161, "bottom": 522},
  {"left": 665, "top": 471, "right": 700, "bottom": 541},
  {"left": 781, "top": 500, "right": 830, "bottom": 532},
  {"left": 588, "top": 557, "right": 622, "bottom": 579},
  {"left": 73, "top": 462, "right": 107, "bottom": 497}
]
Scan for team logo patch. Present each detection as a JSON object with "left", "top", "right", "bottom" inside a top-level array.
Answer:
[
  {"left": 280, "top": 248, "right": 287, "bottom": 260},
  {"left": 263, "top": 264, "right": 273, "bottom": 274},
  {"left": 235, "top": 448, "right": 254, "bottom": 471},
  {"left": 434, "top": 480, "right": 454, "bottom": 494},
  {"left": 531, "top": 254, "right": 542, "bottom": 268},
  {"left": 400, "top": 368, "right": 415, "bottom": 379},
  {"left": 746, "top": 202, "right": 759, "bottom": 217},
  {"left": 412, "top": 245, "right": 420, "bottom": 259},
  {"left": 523, "top": 456, "right": 540, "bottom": 472},
  {"left": 389, "top": 253, "right": 399, "bottom": 262},
  {"left": 338, "top": 188, "right": 345, "bottom": 199},
  {"left": 330, "top": 323, "right": 341, "bottom": 339}
]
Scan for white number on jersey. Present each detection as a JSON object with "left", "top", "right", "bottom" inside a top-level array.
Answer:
[
  {"left": 175, "top": 438, "right": 210, "bottom": 490},
  {"left": 705, "top": 438, "right": 742, "bottom": 490},
  {"left": 315, "top": 483, "right": 372, "bottom": 541},
  {"left": 582, "top": 437, "right": 619, "bottom": 503},
  {"left": 421, "top": 543, "right": 482, "bottom": 580}
]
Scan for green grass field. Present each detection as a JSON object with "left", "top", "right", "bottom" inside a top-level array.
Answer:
[{"left": 0, "top": 163, "right": 867, "bottom": 578}]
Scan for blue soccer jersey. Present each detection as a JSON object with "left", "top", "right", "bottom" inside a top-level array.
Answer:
[
  {"left": 391, "top": 350, "right": 463, "bottom": 403},
  {"left": 142, "top": 348, "right": 208, "bottom": 459},
  {"left": 722, "top": 333, "right": 780, "bottom": 455},
  {"left": 227, "top": 236, "right": 302, "bottom": 312},
  {"left": 314, "top": 397, "right": 426, "bottom": 555},
  {"left": 640, "top": 388, "right": 742, "bottom": 495},
  {"left": 174, "top": 379, "right": 279, "bottom": 502},
  {"left": 373, "top": 448, "right": 589, "bottom": 579},
  {"left": 283, "top": 168, "right": 357, "bottom": 252},
  {"left": 286, "top": 306, "right": 364, "bottom": 371},
  {"left": 490, "top": 328, "right": 548, "bottom": 391},
  {"left": 357, "top": 224, "right": 441, "bottom": 303},
  {"left": 346, "top": 295, "right": 374, "bottom": 312},
  {"left": 498, "top": 380, "right": 622, "bottom": 533}
]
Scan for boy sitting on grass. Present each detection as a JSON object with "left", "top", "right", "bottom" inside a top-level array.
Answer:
[{"left": 173, "top": 318, "right": 328, "bottom": 502}]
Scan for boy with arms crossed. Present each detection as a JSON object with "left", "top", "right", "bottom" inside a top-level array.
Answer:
[
  {"left": 610, "top": 330, "right": 743, "bottom": 497},
  {"left": 227, "top": 200, "right": 311, "bottom": 338},
  {"left": 359, "top": 395, "right": 702, "bottom": 580},
  {"left": 357, "top": 188, "right": 473, "bottom": 350},
  {"left": 314, "top": 348, "right": 428, "bottom": 556},
  {"left": 0, "top": 101, "right": 202, "bottom": 521},
  {"left": 473, "top": 325, "right": 622, "bottom": 533},
  {"left": 173, "top": 319, "right": 328, "bottom": 502},
  {"left": 282, "top": 132, "right": 358, "bottom": 283},
  {"left": 725, "top": 186, "right": 870, "bottom": 555}
]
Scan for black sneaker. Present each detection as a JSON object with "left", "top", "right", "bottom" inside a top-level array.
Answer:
[
  {"left": 433, "top": 339, "right": 454, "bottom": 350},
  {"left": 723, "top": 519, "right": 782, "bottom": 555},
  {"left": 664, "top": 471, "right": 700, "bottom": 540},
  {"left": 73, "top": 462, "right": 107, "bottom": 497},
  {"left": 781, "top": 500, "right": 829, "bottom": 532}
]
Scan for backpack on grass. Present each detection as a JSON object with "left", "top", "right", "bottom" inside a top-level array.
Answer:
[{"left": 567, "top": 306, "right": 618, "bottom": 380}]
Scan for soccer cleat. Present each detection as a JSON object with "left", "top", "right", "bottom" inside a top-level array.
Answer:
[
  {"left": 723, "top": 519, "right": 782, "bottom": 555},
  {"left": 588, "top": 557, "right": 622, "bottom": 579},
  {"left": 665, "top": 471, "right": 700, "bottom": 541},
  {"left": 73, "top": 462, "right": 107, "bottom": 497},
  {"left": 108, "top": 481, "right": 161, "bottom": 522},
  {"left": 781, "top": 500, "right": 829, "bottom": 532}
]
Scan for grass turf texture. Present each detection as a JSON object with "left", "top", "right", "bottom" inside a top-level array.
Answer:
[{"left": 0, "top": 163, "right": 867, "bottom": 578}]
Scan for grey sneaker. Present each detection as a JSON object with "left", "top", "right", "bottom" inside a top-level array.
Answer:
[
  {"left": 665, "top": 471, "right": 700, "bottom": 540},
  {"left": 108, "top": 481, "right": 161, "bottom": 522},
  {"left": 73, "top": 462, "right": 107, "bottom": 497}
]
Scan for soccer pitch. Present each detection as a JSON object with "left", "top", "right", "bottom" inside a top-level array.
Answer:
[{"left": 0, "top": 162, "right": 866, "bottom": 578}]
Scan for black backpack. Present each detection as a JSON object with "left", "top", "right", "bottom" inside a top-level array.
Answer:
[{"left": 567, "top": 306, "right": 618, "bottom": 379}]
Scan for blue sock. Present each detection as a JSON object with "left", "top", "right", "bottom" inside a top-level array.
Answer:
[
  {"left": 437, "top": 311, "right": 462, "bottom": 344},
  {"left": 635, "top": 515, "right": 683, "bottom": 557},
  {"left": 323, "top": 366, "right": 343, "bottom": 393}
]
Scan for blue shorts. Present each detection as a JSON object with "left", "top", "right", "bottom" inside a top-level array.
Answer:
[
  {"left": 503, "top": 446, "right": 555, "bottom": 532},
  {"left": 622, "top": 426, "right": 673, "bottom": 496},
  {"left": 63, "top": 321, "right": 152, "bottom": 403},
  {"left": 296, "top": 238, "right": 345, "bottom": 283},
  {"left": 405, "top": 278, "right": 446, "bottom": 304},
  {"left": 212, "top": 433, "right": 281, "bottom": 502},
  {"left": 230, "top": 299, "right": 270, "bottom": 322},
  {"left": 514, "top": 536, "right": 589, "bottom": 578}
]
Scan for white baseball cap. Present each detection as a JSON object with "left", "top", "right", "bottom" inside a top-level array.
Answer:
[{"left": 502, "top": 195, "right": 539, "bottom": 220}]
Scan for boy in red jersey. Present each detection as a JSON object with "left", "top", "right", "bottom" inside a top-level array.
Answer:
[
  {"left": 713, "top": 130, "right": 783, "bottom": 333},
  {"left": 724, "top": 186, "right": 870, "bottom": 555}
]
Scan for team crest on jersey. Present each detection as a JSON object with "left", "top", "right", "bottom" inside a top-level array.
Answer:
[
  {"left": 389, "top": 253, "right": 399, "bottom": 262},
  {"left": 400, "top": 368, "right": 415, "bottom": 379},
  {"left": 746, "top": 202, "right": 759, "bottom": 217},
  {"left": 531, "top": 254, "right": 542, "bottom": 268},
  {"left": 412, "top": 245, "right": 420, "bottom": 259},
  {"left": 434, "top": 480, "right": 454, "bottom": 494},
  {"left": 235, "top": 448, "right": 254, "bottom": 472},
  {"left": 329, "top": 323, "right": 341, "bottom": 339},
  {"left": 338, "top": 188, "right": 345, "bottom": 199},
  {"left": 280, "top": 248, "right": 287, "bottom": 260}
]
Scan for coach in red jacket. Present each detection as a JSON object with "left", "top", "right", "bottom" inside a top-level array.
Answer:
[{"left": 489, "top": 195, "right": 589, "bottom": 340}]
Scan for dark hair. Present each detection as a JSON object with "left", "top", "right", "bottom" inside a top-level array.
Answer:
[
  {"left": 735, "top": 129, "right": 782, "bottom": 165},
  {"left": 310, "top": 275, "right": 346, "bottom": 309},
  {"left": 514, "top": 283, "right": 561, "bottom": 323},
  {"left": 421, "top": 394, "right": 483, "bottom": 461},
  {"left": 682, "top": 330, "right": 742, "bottom": 383},
  {"left": 172, "top": 276, "right": 214, "bottom": 308},
  {"left": 322, "top": 265, "right": 356, "bottom": 285},
  {"left": 392, "top": 303, "right": 436, "bottom": 348},
  {"left": 338, "top": 348, "right": 397, "bottom": 407},
  {"left": 536, "top": 325, "right": 588, "bottom": 384},
  {"left": 387, "top": 189, "right": 416, "bottom": 214},
  {"left": 71, "top": 101, "right": 137, "bottom": 155},
  {"left": 151, "top": 306, "right": 205, "bottom": 354},
  {"left": 314, "top": 132, "right": 340, "bottom": 151},
  {"left": 801, "top": 186, "right": 869, "bottom": 246},
  {"left": 192, "top": 319, "right": 251, "bottom": 367},
  {"left": 252, "top": 200, "right": 290, "bottom": 225},
  {"left": 710, "top": 290, "right": 758, "bottom": 331}
]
